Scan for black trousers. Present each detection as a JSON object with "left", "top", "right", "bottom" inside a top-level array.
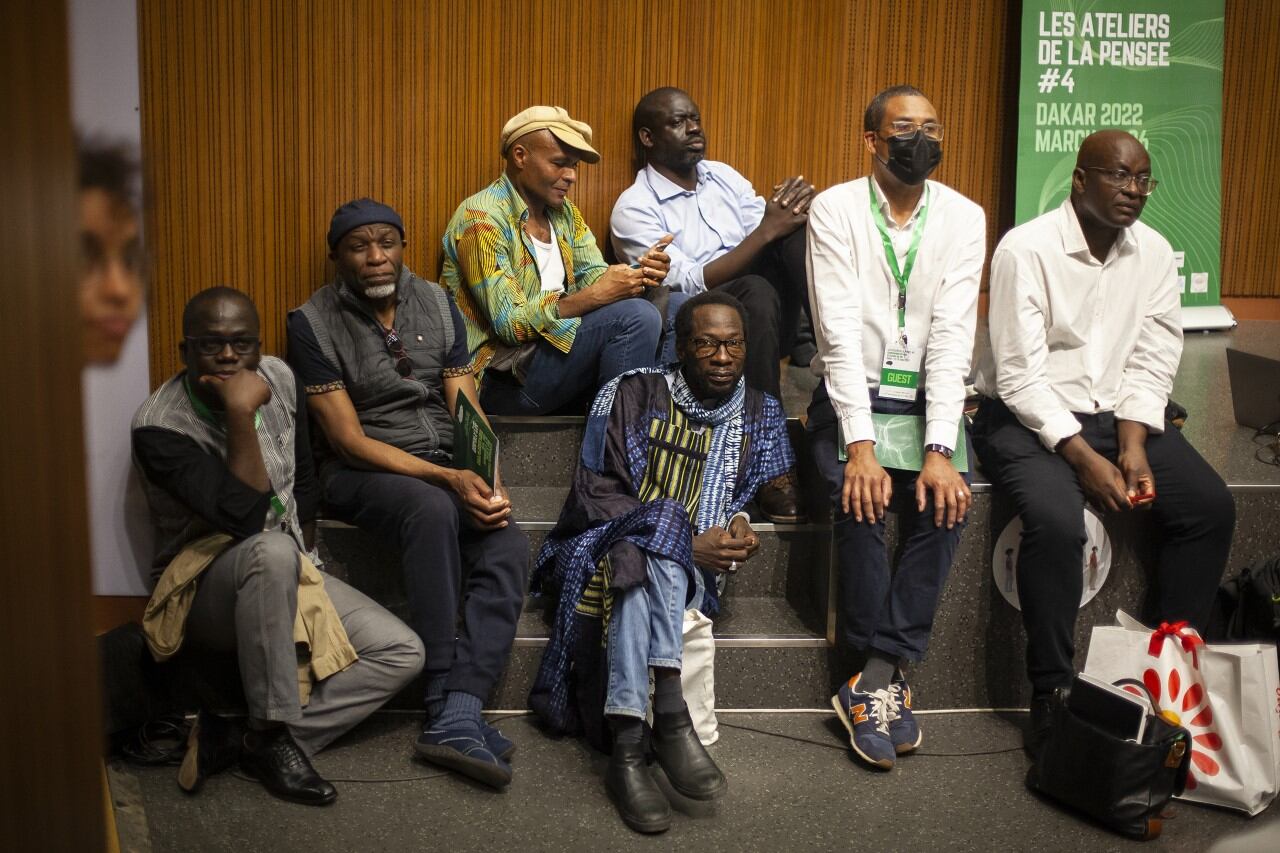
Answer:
[
  {"left": 972, "top": 398, "right": 1235, "bottom": 695},
  {"left": 807, "top": 381, "right": 967, "bottom": 662},
  {"left": 718, "top": 228, "right": 809, "bottom": 399},
  {"left": 324, "top": 463, "right": 529, "bottom": 702}
]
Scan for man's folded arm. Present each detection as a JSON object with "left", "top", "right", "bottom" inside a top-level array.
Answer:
[{"left": 133, "top": 427, "right": 273, "bottom": 539}]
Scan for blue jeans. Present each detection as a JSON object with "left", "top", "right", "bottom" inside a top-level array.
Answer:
[
  {"left": 481, "top": 297, "right": 666, "bottom": 415},
  {"left": 604, "top": 555, "right": 692, "bottom": 719}
]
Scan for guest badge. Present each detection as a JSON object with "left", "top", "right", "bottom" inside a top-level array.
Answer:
[{"left": 878, "top": 337, "right": 922, "bottom": 402}]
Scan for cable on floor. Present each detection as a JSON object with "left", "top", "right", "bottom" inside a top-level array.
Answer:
[{"left": 718, "top": 720, "right": 1025, "bottom": 758}]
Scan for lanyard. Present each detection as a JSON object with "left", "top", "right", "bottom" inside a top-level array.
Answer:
[
  {"left": 867, "top": 178, "right": 930, "bottom": 333},
  {"left": 183, "top": 374, "right": 285, "bottom": 517}
]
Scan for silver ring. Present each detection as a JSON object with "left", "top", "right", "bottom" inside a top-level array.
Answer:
[{"left": 728, "top": 561, "right": 740, "bottom": 573}]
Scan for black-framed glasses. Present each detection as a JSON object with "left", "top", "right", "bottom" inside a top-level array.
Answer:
[
  {"left": 885, "top": 120, "right": 944, "bottom": 141},
  {"left": 384, "top": 328, "right": 414, "bottom": 378},
  {"left": 1254, "top": 421, "right": 1280, "bottom": 467},
  {"left": 1084, "top": 167, "right": 1159, "bottom": 196},
  {"left": 690, "top": 337, "right": 746, "bottom": 358},
  {"left": 184, "top": 335, "right": 260, "bottom": 356}
]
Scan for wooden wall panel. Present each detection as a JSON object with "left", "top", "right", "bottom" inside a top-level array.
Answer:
[
  {"left": 138, "top": 0, "right": 1014, "bottom": 382},
  {"left": 1222, "top": 0, "right": 1280, "bottom": 298}
]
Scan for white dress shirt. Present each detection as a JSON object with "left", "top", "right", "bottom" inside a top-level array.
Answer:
[
  {"left": 610, "top": 162, "right": 766, "bottom": 293},
  {"left": 807, "top": 176, "right": 985, "bottom": 450},
  {"left": 975, "top": 198, "right": 1182, "bottom": 451}
]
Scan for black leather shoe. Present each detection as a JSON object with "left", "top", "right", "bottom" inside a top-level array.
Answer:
[
  {"left": 605, "top": 741, "right": 671, "bottom": 834},
  {"left": 240, "top": 727, "right": 338, "bottom": 806},
  {"left": 1024, "top": 693, "right": 1055, "bottom": 761},
  {"left": 177, "top": 710, "right": 242, "bottom": 794},
  {"left": 757, "top": 472, "right": 807, "bottom": 524},
  {"left": 651, "top": 708, "right": 727, "bottom": 800}
]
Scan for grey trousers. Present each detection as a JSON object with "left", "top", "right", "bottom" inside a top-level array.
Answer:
[{"left": 183, "top": 531, "right": 425, "bottom": 755}]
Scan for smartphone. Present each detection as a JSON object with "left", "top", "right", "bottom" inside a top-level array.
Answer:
[
  {"left": 631, "top": 241, "right": 672, "bottom": 269},
  {"left": 1069, "top": 673, "right": 1151, "bottom": 742}
]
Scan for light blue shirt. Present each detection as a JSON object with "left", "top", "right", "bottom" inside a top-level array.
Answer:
[{"left": 610, "top": 161, "right": 766, "bottom": 293}]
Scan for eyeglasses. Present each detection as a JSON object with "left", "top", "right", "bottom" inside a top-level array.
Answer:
[
  {"left": 1254, "top": 421, "right": 1280, "bottom": 467},
  {"left": 185, "top": 335, "right": 260, "bottom": 356},
  {"left": 384, "top": 328, "right": 414, "bottom": 378},
  {"left": 1084, "top": 167, "right": 1159, "bottom": 196},
  {"left": 885, "top": 120, "right": 944, "bottom": 141},
  {"left": 689, "top": 337, "right": 746, "bottom": 358}
]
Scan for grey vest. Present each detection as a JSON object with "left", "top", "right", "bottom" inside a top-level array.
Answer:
[
  {"left": 132, "top": 355, "right": 304, "bottom": 574},
  {"left": 293, "top": 267, "right": 456, "bottom": 472}
]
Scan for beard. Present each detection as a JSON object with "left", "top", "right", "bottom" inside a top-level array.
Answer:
[{"left": 362, "top": 282, "right": 397, "bottom": 300}]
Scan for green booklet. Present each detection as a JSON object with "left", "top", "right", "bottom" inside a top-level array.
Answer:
[
  {"left": 453, "top": 393, "right": 499, "bottom": 488},
  {"left": 838, "top": 413, "right": 969, "bottom": 472}
]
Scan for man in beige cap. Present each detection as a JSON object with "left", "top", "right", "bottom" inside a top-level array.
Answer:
[{"left": 441, "top": 105, "right": 677, "bottom": 415}]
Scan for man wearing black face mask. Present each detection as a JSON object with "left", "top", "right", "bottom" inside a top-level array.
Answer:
[{"left": 805, "top": 86, "right": 986, "bottom": 770}]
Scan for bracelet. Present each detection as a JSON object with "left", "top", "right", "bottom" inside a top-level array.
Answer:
[{"left": 924, "top": 443, "right": 953, "bottom": 459}]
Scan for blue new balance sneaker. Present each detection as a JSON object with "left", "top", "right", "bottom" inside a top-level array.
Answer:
[
  {"left": 831, "top": 672, "right": 896, "bottom": 770},
  {"left": 888, "top": 674, "right": 923, "bottom": 755}
]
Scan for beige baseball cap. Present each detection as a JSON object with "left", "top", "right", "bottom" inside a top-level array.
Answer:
[{"left": 500, "top": 105, "right": 601, "bottom": 163}]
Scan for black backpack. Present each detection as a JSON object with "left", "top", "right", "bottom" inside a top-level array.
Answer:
[{"left": 1206, "top": 554, "right": 1280, "bottom": 644}]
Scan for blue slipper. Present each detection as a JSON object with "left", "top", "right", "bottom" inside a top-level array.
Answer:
[
  {"left": 416, "top": 725, "right": 512, "bottom": 788},
  {"left": 481, "top": 720, "right": 516, "bottom": 761}
]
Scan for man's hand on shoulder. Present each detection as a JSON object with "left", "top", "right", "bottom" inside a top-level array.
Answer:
[
  {"left": 200, "top": 369, "right": 271, "bottom": 416},
  {"left": 762, "top": 176, "right": 815, "bottom": 239},
  {"left": 448, "top": 468, "right": 512, "bottom": 529}
]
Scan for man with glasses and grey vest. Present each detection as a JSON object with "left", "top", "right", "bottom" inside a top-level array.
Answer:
[{"left": 287, "top": 199, "right": 529, "bottom": 789}]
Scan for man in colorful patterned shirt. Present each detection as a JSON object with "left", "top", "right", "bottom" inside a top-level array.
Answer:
[
  {"left": 441, "top": 105, "right": 676, "bottom": 415},
  {"left": 529, "top": 291, "right": 794, "bottom": 834}
]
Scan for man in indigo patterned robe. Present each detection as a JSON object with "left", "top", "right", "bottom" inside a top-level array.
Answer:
[{"left": 529, "top": 290, "right": 794, "bottom": 834}]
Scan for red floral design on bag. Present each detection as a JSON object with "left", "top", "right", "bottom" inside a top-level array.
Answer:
[{"left": 1123, "top": 667, "right": 1222, "bottom": 790}]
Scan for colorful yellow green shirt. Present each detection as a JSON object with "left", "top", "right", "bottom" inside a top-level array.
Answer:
[{"left": 440, "top": 173, "right": 608, "bottom": 379}]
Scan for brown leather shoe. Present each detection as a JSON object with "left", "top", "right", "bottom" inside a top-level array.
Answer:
[{"left": 757, "top": 471, "right": 807, "bottom": 524}]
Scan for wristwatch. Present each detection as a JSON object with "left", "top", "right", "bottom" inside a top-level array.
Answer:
[{"left": 924, "top": 443, "right": 954, "bottom": 459}]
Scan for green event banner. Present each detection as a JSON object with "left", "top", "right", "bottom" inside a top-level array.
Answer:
[{"left": 1016, "top": 0, "right": 1224, "bottom": 307}]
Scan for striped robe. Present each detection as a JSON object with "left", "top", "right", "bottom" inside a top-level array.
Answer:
[{"left": 528, "top": 371, "right": 793, "bottom": 737}]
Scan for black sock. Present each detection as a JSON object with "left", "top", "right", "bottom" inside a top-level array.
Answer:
[
  {"left": 653, "top": 669, "right": 685, "bottom": 715},
  {"left": 611, "top": 715, "right": 644, "bottom": 747},
  {"left": 859, "top": 651, "right": 897, "bottom": 693}
]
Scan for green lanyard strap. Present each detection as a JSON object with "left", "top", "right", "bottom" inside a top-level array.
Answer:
[{"left": 867, "top": 178, "right": 930, "bottom": 333}]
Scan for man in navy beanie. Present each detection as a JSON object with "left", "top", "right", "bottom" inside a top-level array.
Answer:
[{"left": 287, "top": 198, "right": 529, "bottom": 789}]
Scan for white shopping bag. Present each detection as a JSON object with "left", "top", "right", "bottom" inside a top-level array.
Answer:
[
  {"left": 645, "top": 607, "right": 719, "bottom": 746},
  {"left": 681, "top": 608, "right": 719, "bottom": 745},
  {"left": 1085, "top": 610, "right": 1280, "bottom": 816}
]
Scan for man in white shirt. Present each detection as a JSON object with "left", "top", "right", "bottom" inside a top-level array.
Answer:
[
  {"left": 972, "top": 130, "right": 1235, "bottom": 758},
  {"left": 611, "top": 87, "right": 813, "bottom": 521},
  {"left": 807, "top": 85, "right": 984, "bottom": 770}
]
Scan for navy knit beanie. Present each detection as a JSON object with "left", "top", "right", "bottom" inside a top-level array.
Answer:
[{"left": 327, "top": 198, "right": 405, "bottom": 249}]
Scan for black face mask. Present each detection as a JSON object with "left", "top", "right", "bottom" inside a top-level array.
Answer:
[{"left": 879, "top": 131, "right": 942, "bottom": 185}]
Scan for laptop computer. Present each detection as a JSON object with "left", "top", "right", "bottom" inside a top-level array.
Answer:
[{"left": 1226, "top": 347, "right": 1280, "bottom": 430}]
